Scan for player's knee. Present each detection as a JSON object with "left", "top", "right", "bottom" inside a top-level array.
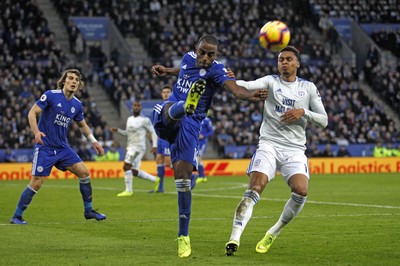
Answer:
[{"left": 292, "top": 187, "right": 308, "bottom": 197}]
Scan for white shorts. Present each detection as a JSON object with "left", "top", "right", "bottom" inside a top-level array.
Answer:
[
  {"left": 124, "top": 149, "right": 145, "bottom": 169},
  {"left": 247, "top": 143, "right": 309, "bottom": 183}
]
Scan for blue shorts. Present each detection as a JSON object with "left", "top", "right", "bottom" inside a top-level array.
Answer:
[
  {"left": 199, "top": 140, "right": 208, "bottom": 157},
  {"left": 157, "top": 138, "right": 171, "bottom": 156},
  {"left": 31, "top": 145, "right": 82, "bottom": 176},
  {"left": 153, "top": 102, "right": 200, "bottom": 169}
]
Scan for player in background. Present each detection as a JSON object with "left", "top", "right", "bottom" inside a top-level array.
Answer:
[
  {"left": 149, "top": 84, "right": 173, "bottom": 193},
  {"left": 111, "top": 101, "right": 160, "bottom": 197},
  {"left": 10, "top": 69, "right": 106, "bottom": 224},
  {"left": 196, "top": 111, "right": 214, "bottom": 184},
  {"left": 225, "top": 46, "right": 328, "bottom": 256},
  {"left": 152, "top": 34, "right": 268, "bottom": 258}
]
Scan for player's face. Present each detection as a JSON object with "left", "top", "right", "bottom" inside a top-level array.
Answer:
[
  {"left": 277, "top": 51, "right": 299, "bottom": 80},
  {"left": 196, "top": 41, "right": 218, "bottom": 68},
  {"left": 161, "top": 88, "right": 171, "bottom": 101},
  {"left": 63, "top": 72, "right": 81, "bottom": 93},
  {"left": 132, "top": 102, "right": 141, "bottom": 115}
]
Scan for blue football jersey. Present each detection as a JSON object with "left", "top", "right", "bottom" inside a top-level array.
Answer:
[
  {"left": 35, "top": 90, "right": 84, "bottom": 149},
  {"left": 169, "top": 51, "right": 234, "bottom": 123}
]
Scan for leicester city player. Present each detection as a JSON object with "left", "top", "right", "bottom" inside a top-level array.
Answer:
[
  {"left": 10, "top": 69, "right": 106, "bottom": 224},
  {"left": 152, "top": 34, "right": 268, "bottom": 257},
  {"left": 196, "top": 113, "right": 214, "bottom": 184}
]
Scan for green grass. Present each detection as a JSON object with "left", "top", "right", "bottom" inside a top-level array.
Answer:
[{"left": 1, "top": 174, "right": 399, "bottom": 265}]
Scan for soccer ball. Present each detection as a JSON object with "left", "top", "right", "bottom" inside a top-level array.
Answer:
[{"left": 259, "top": 20, "right": 290, "bottom": 52}]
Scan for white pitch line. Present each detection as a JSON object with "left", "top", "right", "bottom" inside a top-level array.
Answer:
[{"left": 1, "top": 212, "right": 399, "bottom": 226}]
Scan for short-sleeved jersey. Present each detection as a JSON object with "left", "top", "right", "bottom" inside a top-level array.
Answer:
[
  {"left": 122, "top": 115, "right": 157, "bottom": 152},
  {"left": 168, "top": 51, "right": 234, "bottom": 124},
  {"left": 199, "top": 117, "right": 214, "bottom": 146},
  {"left": 35, "top": 90, "right": 84, "bottom": 149},
  {"left": 238, "top": 75, "right": 326, "bottom": 151}
]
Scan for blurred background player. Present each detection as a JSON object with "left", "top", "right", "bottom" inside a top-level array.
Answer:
[
  {"left": 10, "top": 69, "right": 106, "bottom": 224},
  {"left": 149, "top": 84, "right": 173, "bottom": 193},
  {"left": 152, "top": 34, "right": 267, "bottom": 258},
  {"left": 111, "top": 100, "right": 160, "bottom": 197},
  {"left": 225, "top": 46, "right": 328, "bottom": 256},
  {"left": 196, "top": 110, "right": 214, "bottom": 184}
]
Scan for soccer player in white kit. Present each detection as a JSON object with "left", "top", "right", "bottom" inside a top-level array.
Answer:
[
  {"left": 111, "top": 101, "right": 160, "bottom": 197},
  {"left": 225, "top": 46, "right": 328, "bottom": 255}
]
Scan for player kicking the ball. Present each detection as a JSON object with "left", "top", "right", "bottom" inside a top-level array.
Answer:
[
  {"left": 225, "top": 46, "right": 328, "bottom": 255},
  {"left": 152, "top": 34, "right": 268, "bottom": 258}
]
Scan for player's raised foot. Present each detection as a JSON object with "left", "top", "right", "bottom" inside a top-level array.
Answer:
[
  {"left": 255, "top": 232, "right": 276, "bottom": 254},
  {"left": 153, "top": 177, "right": 161, "bottom": 192},
  {"left": 117, "top": 190, "right": 133, "bottom": 197},
  {"left": 84, "top": 210, "right": 107, "bottom": 221},
  {"left": 10, "top": 216, "right": 27, "bottom": 225},
  {"left": 225, "top": 240, "right": 239, "bottom": 256},
  {"left": 177, "top": 235, "right": 191, "bottom": 258},
  {"left": 184, "top": 79, "right": 206, "bottom": 115}
]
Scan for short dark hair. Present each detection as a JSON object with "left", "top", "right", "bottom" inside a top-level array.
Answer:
[
  {"left": 161, "top": 84, "right": 172, "bottom": 91},
  {"left": 197, "top": 34, "right": 219, "bottom": 47},
  {"left": 279, "top": 45, "right": 300, "bottom": 61}
]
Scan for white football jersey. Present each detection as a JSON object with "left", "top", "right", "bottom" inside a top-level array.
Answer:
[
  {"left": 237, "top": 75, "right": 327, "bottom": 151},
  {"left": 118, "top": 115, "right": 157, "bottom": 152}
]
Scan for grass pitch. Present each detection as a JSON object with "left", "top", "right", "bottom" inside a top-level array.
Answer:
[{"left": 1, "top": 173, "right": 399, "bottom": 265}]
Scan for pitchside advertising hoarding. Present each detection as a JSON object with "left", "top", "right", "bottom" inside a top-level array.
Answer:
[{"left": 1, "top": 158, "right": 400, "bottom": 180}]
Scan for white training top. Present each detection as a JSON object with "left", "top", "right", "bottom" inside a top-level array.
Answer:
[
  {"left": 237, "top": 75, "right": 328, "bottom": 151},
  {"left": 117, "top": 115, "right": 158, "bottom": 152}
]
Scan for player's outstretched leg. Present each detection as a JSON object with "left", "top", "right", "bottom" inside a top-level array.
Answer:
[{"left": 184, "top": 79, "right": 206, "bottom": 115}]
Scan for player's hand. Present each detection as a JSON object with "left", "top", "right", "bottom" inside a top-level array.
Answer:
[
  {"left": 110, "top": 127, "right": 117, "bottom": 132},
  {"left": 281, "top": 108, "right": 305, "bottom": 124},
  {"left": 152, "top": 65, "right": 167, "bottom": 77},
  {"left": 226, "top": 68, "right": 235, "bottom": 78},
  {"left": 252, "top": 89, "right": 268, "bottom": 101},
  {"left": 93, "top": 142, "right": 105, "bottom": 156},
  {"left": 150, "top": 147, "right": 157, "bottom": 157},
  {"left": 34, "top": 131, "right": 46, "bottom": 145}
]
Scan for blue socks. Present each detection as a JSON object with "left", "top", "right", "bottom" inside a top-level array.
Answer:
[
  {"left": 168, "top": 101, "right": 185, "bottom": 120},
  {"left": 157, "top": 164, "right": 165, "bottom": 191},
  {"left": 13, "top": 185, "right": 36, "bottom": 218},
  {"left": 79, "top": 177, "right": 93, "bottom": 212},
  {"left": 198, "top": 163, "right": 205, "bottom": 177},
  {"left": 176, "top": 179, "right": 192, "bottom": 236}
]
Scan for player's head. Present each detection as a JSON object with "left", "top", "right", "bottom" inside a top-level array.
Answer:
[
  {"left": 195, "top": 34, "right": 219, "bottom": 68},
  {"left": 58, "top": 69, "right": 84, "bottom": 91},
  {"left": 277, "top": 46, "right": 300, "bottom": 79},
  {"left": 132, "top": 100, "right": 142, "bottom": 116},
  {"left": 161, "top": 84, "right": 172, "bottom": 101}
]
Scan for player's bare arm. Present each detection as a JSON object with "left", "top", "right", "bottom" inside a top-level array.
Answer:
[
  {"left": 152, "top": 65, "right": 180, "bottom": 77},
  {"left": 28, "top": 104, "right": 45, "bottom": 145},
  {"left": 76, "top": 120, "right": 105, "bottom": 156},
  {"left": 224, "top": 80, "right": 268, "bottom": 101}
]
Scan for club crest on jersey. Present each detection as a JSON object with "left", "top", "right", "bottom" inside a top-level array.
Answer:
[
  {"left": 298, "top": 91, "right": 305, "bottom": 98},
  {"left": 71, "top": 107, "right": 75, "bottom": 113},
  {"left": 199, "top": 69, "right": 206, "bottom": 76},
  {"left": 40, "top": 94, "right": 47, "bottom": 101}
]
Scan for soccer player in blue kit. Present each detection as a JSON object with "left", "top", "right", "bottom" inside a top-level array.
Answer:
[
  {"left": 196, "top": 113, "right": 214, "bottom": 184},
  {"left": 152, "top": 34, "right": 268, "bottom": 257},
  {"left": 10, "top": 69, "right": 106, "bottom": 224}
]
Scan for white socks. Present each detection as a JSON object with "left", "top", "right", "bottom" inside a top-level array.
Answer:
[
  {"left": 124, "top": 170, "right": 133, "bottom": 192},
  {"left": 268, "top": 192, "right": 306, "bottom": 236}
]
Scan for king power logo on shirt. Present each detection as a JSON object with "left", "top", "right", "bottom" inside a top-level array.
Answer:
[
  {"left": 54, "top": 113, "right": 71, "bottom": 128},
  {"left": 176, "top": 78, "right": 193, "bottom": 94}
]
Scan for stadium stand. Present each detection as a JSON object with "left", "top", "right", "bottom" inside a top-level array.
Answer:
[{"left": 1, "top": 0, "right": 400, "bottom": 161}]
